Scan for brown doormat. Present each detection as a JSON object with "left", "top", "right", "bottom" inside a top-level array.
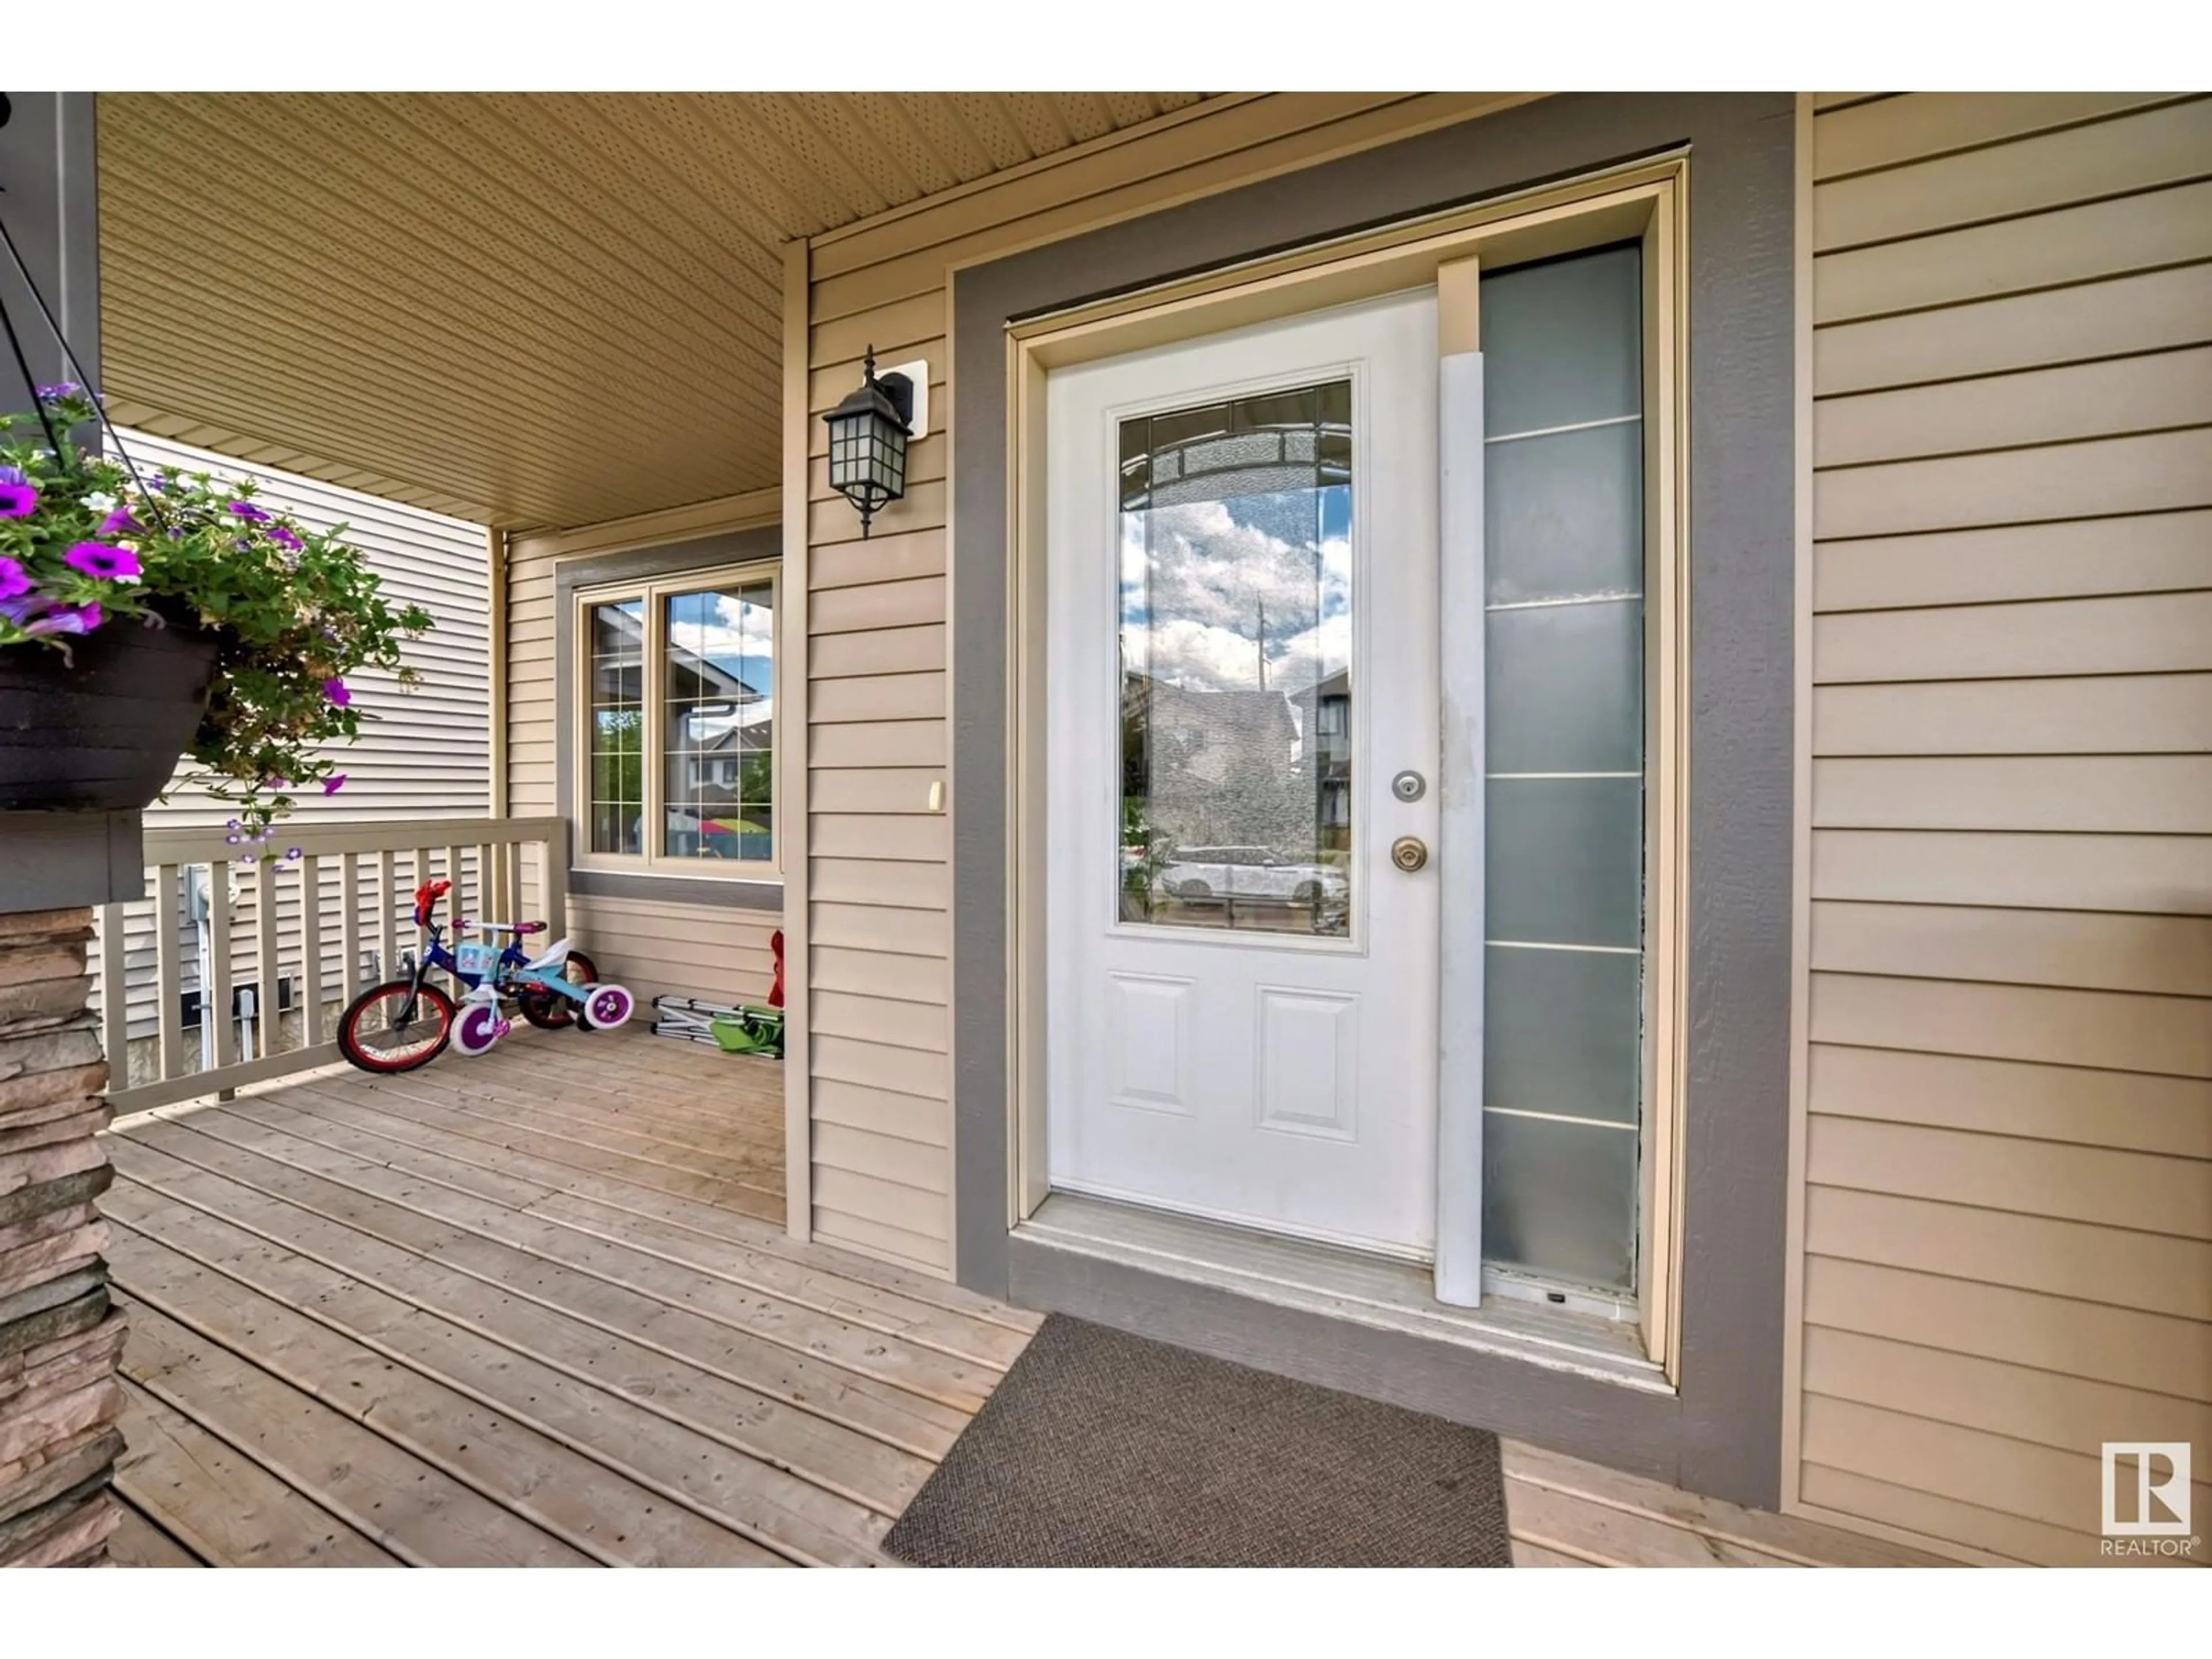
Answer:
[{"left": 882, "top": 1314, "right": 1513, "bottom": 1567}]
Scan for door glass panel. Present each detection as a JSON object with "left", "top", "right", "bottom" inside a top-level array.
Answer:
[
  {"left": 662, "top": 582, "right": 775, "bottom": 862},
  {"left": 586, "top": 598, "right": 646, "bottom": 855},
  {"left": 1481, "top": 1109, "right": 1640, "bottom": 1291},
  {"left": 1478, "top": 243, "right": 1646, "bottom": 1293},
  {"left": 1117, "top": 380, "right": 1353, "bottom": 937}
]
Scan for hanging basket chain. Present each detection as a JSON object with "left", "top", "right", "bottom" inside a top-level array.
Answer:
[{"left": 0, "top": 197, "right": 173, "bottom": 536}]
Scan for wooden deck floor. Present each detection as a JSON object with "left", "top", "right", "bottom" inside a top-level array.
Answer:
[{"left": 97, "top": 1031, "right": 1937, "bottom": 1569}]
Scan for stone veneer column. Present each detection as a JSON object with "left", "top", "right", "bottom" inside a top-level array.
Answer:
[{"left": 0, "top": 906, "right": 124, "bottom": 1568}]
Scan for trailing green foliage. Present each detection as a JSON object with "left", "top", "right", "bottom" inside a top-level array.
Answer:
[{"left": 1, "top": 384, "right": 434, "bottom": 835}]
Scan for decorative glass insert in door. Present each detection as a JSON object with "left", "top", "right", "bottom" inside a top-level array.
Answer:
[
  {"left": 1478, "top": 244, "right": 1647, "bottom": 1294},
  {"left": 1117, "top": 381, "right": 1353, "bottom": 937},
  {"left": 662, "top": 581, "right": 775, "bottom": 862}
]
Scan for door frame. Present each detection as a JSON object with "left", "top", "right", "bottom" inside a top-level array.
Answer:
[{"left": 1002, "top": 159, "right": 1692, "bottom": 1372}]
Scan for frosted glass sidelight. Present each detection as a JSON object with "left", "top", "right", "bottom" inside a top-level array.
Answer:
[
  {"left": 1476, "top": 243, "right": 1648, "bottom": 1294},
  {"left": 1485, "top": 777, "right": 1643, "bottom": 951},
  {"left": 1483, "top": 945, "right": 1642, "bottom": 1128},
  {"left": 1486, "top": 599, "right": 1644, "bottom": 775},
  {"left": 1482, "top": 1110, "right": 1641, "bottom": 1291},
  {"left": 1484, "top": 421, "right": 1644, "bottom": 607},
  {"left": 1480, "top": 244, "right": 1643, "bottom": 436}
]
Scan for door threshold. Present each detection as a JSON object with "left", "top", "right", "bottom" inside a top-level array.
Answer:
[{"left": 1016, "top": 1191, "right": 1671, "bottom": 1394}]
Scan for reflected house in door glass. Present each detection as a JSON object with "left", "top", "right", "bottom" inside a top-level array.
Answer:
[
  {"left": 1122, "top": 671, "right": 1300, "bottom": 843},
  {"left": 1118, "top": 380, "right": 1355, "bottom": 936},
  {"left": 1286, "top": 666, "right": 1352, "bottom": 852}
]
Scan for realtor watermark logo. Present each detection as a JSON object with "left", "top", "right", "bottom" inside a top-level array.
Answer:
[{"left": 2101, "top": 1442, "right": 2198, "bottom": 1558}]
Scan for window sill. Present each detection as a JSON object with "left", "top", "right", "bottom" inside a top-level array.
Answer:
[{"left": 569, "top": 867, "right": 783, "bottom": 911}]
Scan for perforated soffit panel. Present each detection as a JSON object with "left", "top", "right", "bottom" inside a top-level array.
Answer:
[{"left": 96, "top": 92, "right": 1211, "bottom": 529}]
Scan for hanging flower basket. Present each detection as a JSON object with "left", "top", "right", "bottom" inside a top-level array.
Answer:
[
  {"left": 0, "top": 595, "right": 219, "bottom": 811},
  {"left": 1, "top": 381, "right": 434, "bottom": 838}
]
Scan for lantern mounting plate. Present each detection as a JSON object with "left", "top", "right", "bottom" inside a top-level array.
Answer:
[{"left": 881, "top": 359, "right": 929, "bottom": 441}]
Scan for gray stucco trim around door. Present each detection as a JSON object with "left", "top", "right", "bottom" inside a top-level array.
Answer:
[{"left": 951, "top": 93, "right": 1796, "bottom": 1508}]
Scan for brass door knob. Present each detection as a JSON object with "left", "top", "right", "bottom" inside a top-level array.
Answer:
[{"left": 1391, "top": 836, "right": 1429, "bottom": 873}]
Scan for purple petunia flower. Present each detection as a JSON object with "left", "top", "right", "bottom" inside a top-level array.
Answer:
[
  {"left": 270, "top": 525, "right": 303, "bottom": 551},
  {"left": 285, "top": 847, "right": 303, "bottom": 862},
  {"left": 0, "top": 558, "right": 29, "bottom": 604},
  {"left": 228, "top": 499, "right": 271, "bottom": 522},
  {"left": 0, "top": 593, "right": 39, "bottom": 625},
  {"left": 98, "top": 507, "right": 143, "bottom": 537},
  {"left": 34, "top": 382, "right": 79, "bottom": 400},
  {"left": 0, "top": 482, "right": 36, "bottom": 519},
  {"left": 63, "top": 541, "right": 142, "bottom": 581},
  {"left": 0, "top": 464, "right": 23, "bottom": 485},
  {"left": 323, "top": 679, "right": 351, "bottom": 707},
  {"left": 26, "top": 603, "right": 100, "bottom": 637},
  {"left": 238, "top": 853, "right": 257, "bottom": 866},
  {"left": 323, "top": 774, "right": 347, "bottom": 796}
]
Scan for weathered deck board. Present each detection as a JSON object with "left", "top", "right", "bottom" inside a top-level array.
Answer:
[
  {"left": 1501, "top": 1441, "right": 1945, "bottom": 1568},
  {"left": 105, "top": 1131, "right": 976, "bottom": 1459},
  {"left": 106, "top": 1499, "right": 206, "bottom": 1569},
  {"left": 264, "top": 1074, "right": 1039, "bottom": 1332},
  {"left": 118, "top": 1233, "right": 789, "bottom": 1566},
  {"left": 120, "top": 1113, "right": 997, "bottom": 1412},
  {"left": 225, "top": 1089, "right": 1028, "bottom": 1369},
  {"left": 101, "top": 1029, "right": 1938, "bottom": 1569},
  {"left": 103, "top": 1137, "right": 958, "bottom": 1491},
  {"left": 113, "top": 1377, "right": 395, "bottom": 1568}
]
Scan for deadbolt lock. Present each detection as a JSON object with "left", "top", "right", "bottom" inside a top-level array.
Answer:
[
  {"left": 1391, "top": 836, "right": 1430, "bottom": 873},
  {"left": 1392, "top": 769, "right": 1427, "bottom": 802}
]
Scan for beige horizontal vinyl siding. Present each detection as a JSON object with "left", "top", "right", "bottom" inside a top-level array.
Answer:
[
  {"left": 567, "top": 892, "right": 778, "bottom": 1014},
  {"left": 800, "top": 93, "right": 1521, "bottom": 1275},
  {"left": 1794, "top": 93, "right": 2212, "bottom": 1566}
]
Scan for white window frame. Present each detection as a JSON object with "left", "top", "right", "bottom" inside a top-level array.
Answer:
[{"left": 571, "top": 559, "right": 782, "bottom": 882}]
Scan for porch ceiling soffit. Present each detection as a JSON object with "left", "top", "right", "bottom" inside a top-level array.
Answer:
[{"left": 93, "top": 92, "right": 1212, "bottom": 530}]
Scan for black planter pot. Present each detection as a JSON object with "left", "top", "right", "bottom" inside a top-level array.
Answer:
[{"left": 0, "top": 607, "right": 221, "bottom": 812}]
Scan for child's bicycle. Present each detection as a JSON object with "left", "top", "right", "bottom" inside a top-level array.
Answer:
[
  {"left": 335, "top": 880, "right": 630, "bottom": 1073},
  {"left": 449, "top": 918, "right": 635, "bottom": 1058}
]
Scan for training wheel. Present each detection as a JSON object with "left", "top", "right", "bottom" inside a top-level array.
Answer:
[{"left": 577, "top": 983, "right": 635, "bottom": 1032}]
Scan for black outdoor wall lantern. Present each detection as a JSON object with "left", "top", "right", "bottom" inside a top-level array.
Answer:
[{"left": 822, "top": 345, "right": 914, "bottom": 537}]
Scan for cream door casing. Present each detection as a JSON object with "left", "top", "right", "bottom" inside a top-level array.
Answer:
[{"left": 1045, "top": 291, "right": 1442, "bottom": 1259}]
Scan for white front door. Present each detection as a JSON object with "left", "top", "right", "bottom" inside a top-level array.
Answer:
[{"left": 1045, "top": 290, "right": 1442, "bottom": 1259}]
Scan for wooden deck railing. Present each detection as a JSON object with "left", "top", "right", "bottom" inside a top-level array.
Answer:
[{"left": 95, "top": 816, "right": 566, "bottom": 1113}]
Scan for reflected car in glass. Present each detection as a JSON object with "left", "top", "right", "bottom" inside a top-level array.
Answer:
[{"left": 1156, "top": 846, "right": 1349, "bottom": 907}]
